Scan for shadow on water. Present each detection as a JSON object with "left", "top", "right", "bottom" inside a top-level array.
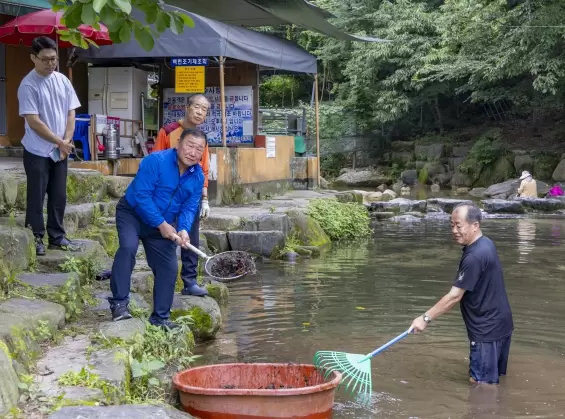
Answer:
[{"left": 196, "top": 218, "right": 565, "bottom": 418}]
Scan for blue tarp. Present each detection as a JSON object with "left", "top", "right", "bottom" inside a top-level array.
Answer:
[{"left": 78, "top": 5, "right": 318, "bottom": 74}]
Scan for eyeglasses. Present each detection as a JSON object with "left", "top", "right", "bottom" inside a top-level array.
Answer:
[{"left": 35, "top": 56, "right": 59, "bottom": 64}]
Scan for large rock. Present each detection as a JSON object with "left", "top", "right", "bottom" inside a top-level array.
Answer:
[
  {"left": 105, "top": 175, "right": 132, "bottom": 198},
  {"left": 48, "top": 405, "right": 195, "bottom": 419},
  {"left": 552, "top": 159, "right": 565, "bottom": 182},
  {"left": 363, "top": 191, "right": 383, "bottom": 203},
  {"left": 533, "top": 153, "right": 560, "bottom": 181},
  {"left": 400, "top": 170, "right": 417, "bottom": 186},
  {"left": 415, "top": 143, "right": 445, "bottom": 161},
  {"left": 0, "top": 342, "right": 19, "bottom": 415},
  {"left": 450, "top": 171, "right": 473, "bottom": 187},
  {"left": 485, "top": 179, "right": 549, "bottom": 199},
  {"left": 171, "top": 295, "right": 222, "bottom": 340},
  {"left": 201, "top": 214, "right": 242, "bottom": 231},
  {"left": 242, "top": 213, "right": 290, "bottom": 235},
  {"left": 434, "top": 172, "right": 453, "bottom": 186},
  {"left": 390, "top": 141, "right": 415, "bottom": 152},
  {"left": 333, "top": 170, "right": 391, "bottom": 187},
  {"left": 452, "top": 145, "right": 471, "bottom": 158},
  {"left": 0, "top": 225, "right": 35, "bottom": 271},
  {"left": 227, "top": 231, "right": 285, "bottom": 257},
  {"left": 0, "top": 298, "right": 65, "bottom": 378},
  {"left": 448, "top": 157, "right": 465, "bottom": 171},
  {"left": 67, "top": 169, "right": 107, "bottom": 203},
  {"left": 286, "top": 209, "right": 330, "bottom": 247},
  {"left": 517, "top": 198, "right": 565, "bottom": 212},
  {"left": 469, "top": 188, "right": 487, "bottom": 198},
  {"left": 481, "top": 199, "right": 525, "bottom": 214},
  {"left": 423, "top": 162, "right": 447, "bottom": 178},
  {"left": 514, "top": 155, "right": 533, "bottom": 174},
  {"left": 205, "top": 281, "right": 229, "bottom": 310},
  {"left": 391, "top": 152, "right": 414, "bottom": 166},
  {"left": 484, "top": 179, "right": 519, "bottom": 199},
  {"left": 201, "top": 230, "right": 230, "bottom": 253},
  {"left": 0, "top": 298, "right": 66, "bottom": 414},
  {"left": 427, "top": 198, "right": 473, "bottom": 213},
  {"left": 36, "top": 239, "right": 111, "bottom": 274},
  {"left": 0, "top": 171, "right": 18, "bottom": 214},
  {"left": 370, "top": 198, "right": 427, "bottom": 213},
  {"left": 476, "top": 156, "right": 516, "bottom": 187}
]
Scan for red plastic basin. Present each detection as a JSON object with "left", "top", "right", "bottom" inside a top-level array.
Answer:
[{"left": 173, "top": 363, "right": 342, "bottom": 419}]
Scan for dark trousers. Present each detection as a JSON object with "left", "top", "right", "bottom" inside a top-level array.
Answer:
[
  {"left": 109, "top": 198, "right": 178, "bottom": 323},
  {"left": 180, "top": 204, "right": 200, "bottom": 288},
  {"left": 23, "top": 149, "right": 67, "bottom": 243}
]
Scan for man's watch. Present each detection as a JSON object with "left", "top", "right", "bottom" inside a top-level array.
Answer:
[{"left": 422, "top": 314, "right": 432, "bottom": 324}]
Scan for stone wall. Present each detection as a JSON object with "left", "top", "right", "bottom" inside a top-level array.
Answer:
[{"left": 331, "top": 137, "right": 565, "bottom": 190}]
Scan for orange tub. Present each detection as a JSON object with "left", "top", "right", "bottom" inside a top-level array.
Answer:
[{"left": 173, "top": 363, "right": 342, "bottom": 419}]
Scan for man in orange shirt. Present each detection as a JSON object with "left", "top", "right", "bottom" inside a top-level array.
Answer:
[{"left": 153, "top": 94, "right": 211, "bottom": 296}]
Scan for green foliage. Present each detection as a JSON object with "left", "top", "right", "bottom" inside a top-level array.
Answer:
[
  {"left": 49, "top": 0, "right": 194, "bottom": 51},
  {"left": 458, "top": 129, "right": 507, "bottom": 182},
  {"left": 260, "top": 75, "right": 306, "bottom": 108},
  {"left": 307, "top": 199, "right": 371, "bottom": 241},
  {"left": 58, "top": 367, "right": 118, "bottom": 398},
  {"left": 59, "top": 256, "right": 102, "bottom": 285},
  {"left": 418, "top": 166, "right": 429, "bottom": 184}
]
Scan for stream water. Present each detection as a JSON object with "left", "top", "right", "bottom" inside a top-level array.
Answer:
[{"left": 197, "top": 218, "right": 565, "bottom": 418}]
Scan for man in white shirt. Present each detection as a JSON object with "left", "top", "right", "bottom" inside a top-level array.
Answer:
[{"left": 18, "top": 36, "right": 80, "bottom": 256}]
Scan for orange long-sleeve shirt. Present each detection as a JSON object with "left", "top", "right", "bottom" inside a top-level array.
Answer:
[{"left": 153, "top": 120, "right": 209, "bottom": 188}]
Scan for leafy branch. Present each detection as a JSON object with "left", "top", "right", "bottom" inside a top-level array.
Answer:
[{"left": 48, "top": 0, "right": 194, "bottom": 51}]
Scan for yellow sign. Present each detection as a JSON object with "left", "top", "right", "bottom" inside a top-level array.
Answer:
[{"left": 175, "top": 66, "right": 205, "bottom": 93}]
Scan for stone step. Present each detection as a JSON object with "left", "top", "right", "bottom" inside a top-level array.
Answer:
[
  {"left": 0, "top": 200, "right": 118, "bottom": 237},
  {"left": 17, "top": 272, "right": 82, "bottom": 319},
  {"left": 48, "top": 405, "right": 195, "bottom": 419},
  {"left": 227, "top": 230, "right": 285, "bottom": 257},
  {"left": 90, "top": 291, "right": 150, "bottom": 316},
  {"left": 34, "top": 334, "right": 127, "bottom": 403},
  {"left": 35, "top": 239, "right": 112, "bottom": 274},
  {"left": 0, "top": 168, "right": 131, "bottom": 216},
  {"left": 0, "top": 298, "right": 66, "bottom": 415}
]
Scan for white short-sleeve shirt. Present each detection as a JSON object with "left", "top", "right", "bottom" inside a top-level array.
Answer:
[{"left": 18, "top": 70, "right": 81, "bottom": 157}]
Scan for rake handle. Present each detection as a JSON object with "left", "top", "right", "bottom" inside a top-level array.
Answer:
[{"left": 358, "top": 330, "right": 411, "bottom": 363}]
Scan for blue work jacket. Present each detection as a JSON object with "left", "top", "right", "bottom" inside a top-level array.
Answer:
[{"left": 125, "top": 148, "right": 204, "bottom": 232}]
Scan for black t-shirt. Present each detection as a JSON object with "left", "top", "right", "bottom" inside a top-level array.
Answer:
[{"left": 453, "top": 236, "right": 514, "bottom": 342}]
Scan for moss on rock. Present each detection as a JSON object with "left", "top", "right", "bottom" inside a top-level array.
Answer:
[
  {"left": 171, "top": 295, "right": 222, "bottom": 341},
  {"left": 83, "top": 227, "right": 119, "bottom": 257},
  {"left": 205, "top": 282, "right": 229, "bottom": 310},
  {"left": 532, "top": 152, "right": 560, "bottom": 181},
  {"left": 67, "top": 170, "right": 107, "bottom": 204},
  {"left": 286, "top": 209, "right": 330, "bottom": 248}
]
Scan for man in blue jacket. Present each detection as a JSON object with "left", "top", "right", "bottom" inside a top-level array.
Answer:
[{"left": 108, "top": 128, "right": 206, "bottom": 329}]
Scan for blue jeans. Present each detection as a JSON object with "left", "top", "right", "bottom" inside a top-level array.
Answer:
[
  {"left": 180, "top": 204, "right": 200, "bottom": 289},
  {"left": 109, "top": 198, "right": 178, "bottom": 323},
  {"left": 469, "top": 335, "right": 512, "bottom": 384}
]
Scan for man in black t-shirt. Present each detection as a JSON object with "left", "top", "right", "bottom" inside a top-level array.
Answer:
[{"left": 409, "top": 203, "right": 514, "bottom": 384}]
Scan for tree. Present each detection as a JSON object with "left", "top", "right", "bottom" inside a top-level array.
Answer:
[{"left": 49, "top": 0, "right": 194, "bottom": 51}]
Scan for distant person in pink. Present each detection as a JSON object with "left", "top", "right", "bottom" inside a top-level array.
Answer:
[{"left": 547, "top": 185, "right": 564, "bottom": 197}]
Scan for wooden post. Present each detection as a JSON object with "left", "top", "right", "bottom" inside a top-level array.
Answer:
[
  {"left": 219, "top": 56, "right": 227, "bottom": 148},
  {"left": 314, "top": 73, "right": 321, "bottom": 187}
]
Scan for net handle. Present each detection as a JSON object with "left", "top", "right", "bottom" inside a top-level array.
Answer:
[{"left": 184, "top": 242, "right": 211, "bottom": 261}]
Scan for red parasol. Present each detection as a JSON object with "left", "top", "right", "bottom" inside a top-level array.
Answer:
[{"left": 0, "top": 9, "right": 112, "bottom": 47}]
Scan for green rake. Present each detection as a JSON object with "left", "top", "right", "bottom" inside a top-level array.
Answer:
[{"left": 313, "top": 329, "right": 411, "bottom": 404}]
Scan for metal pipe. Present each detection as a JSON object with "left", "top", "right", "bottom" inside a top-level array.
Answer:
[
  {"left": 219, "top": 56, "right": 227, "bottom": 147},
  {"left": 314, "top": 73, "right": 321, "bottom": 187}
]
